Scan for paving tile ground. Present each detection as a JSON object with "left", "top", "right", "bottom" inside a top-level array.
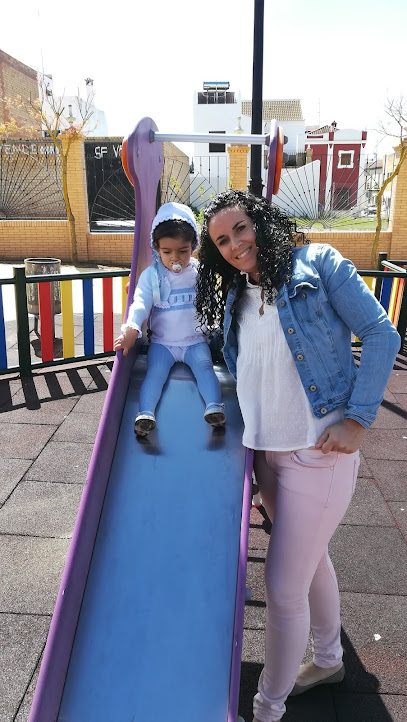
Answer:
[
  {"left": 0, "top": 359, "right": 406, "bottom": 722},
  {"left": 24, "top": 440, "right": 94, "bottom": 483},
  {"left": 0, "top": 615, "right": 49, "bottom": 722}
]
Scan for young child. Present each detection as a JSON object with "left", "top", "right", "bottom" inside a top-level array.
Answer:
[{"left": 114, "top": 202, "right": 226, "bottom": 437}]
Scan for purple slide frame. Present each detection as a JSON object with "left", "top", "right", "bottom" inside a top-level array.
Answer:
[
  {"left": 28, "top": 118, "right": 163, "bottom": 722},
  {"left": 228, "top": 447, "right": 254, "bottom": 722},
  {"left": 28, "top": 116, "right": 252, "bottom": 722}
]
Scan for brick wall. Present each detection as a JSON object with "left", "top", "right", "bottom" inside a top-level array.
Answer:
[
  {"left": 0, "top": 223, "right": 397, "bottom": 270},
  {"left": 87, "top": 233, "right": 133, "bottom": 265},
  {"left": 0, "top": 221, "right": 133, "bottom": 265},
  {"left": 0, "top": 221, "right": 70, "bottom": 260},
  {"left": 306, "top": 231, "right": 392, "bottom": 268},
  {"left": 389, "top": 143, "right": 407, "bottom": 259},
  {"left": 0, "top": 49, "right": 40, "bottom": 133},
  {"left": 228, "top": 145, "right": 250, "bottom": 190}
]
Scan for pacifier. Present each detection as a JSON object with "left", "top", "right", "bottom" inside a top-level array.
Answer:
[{"left": 171, "top": 263, "right": 182, "bottom": 272}]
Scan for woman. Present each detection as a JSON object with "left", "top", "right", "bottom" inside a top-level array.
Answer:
[{"left": 195, "top": 190, "right": 399, "bottom": 722}]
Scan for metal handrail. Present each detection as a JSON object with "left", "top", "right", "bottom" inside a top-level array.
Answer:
[
  {"left": 0, "top": 269, "right": 131, "bottom": 285},
  {"left": 26, "top": 269, "right": 130, "bottom": 283},
  {"left": 150, "top": 131, "right": 270, "bottom": 146},
  {"left": 358, "top": 269, "right": 406, "bottom": 278},
  {"left": 380, "top": 260, "right": 407, "bottom": 273}
]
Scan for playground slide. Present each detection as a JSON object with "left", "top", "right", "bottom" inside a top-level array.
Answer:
[
  {"left": 29, "top": 352, "right": 252, "bottom": 722},
  {"left": 28, "top": 118, "right": 253, "bottom": 722},
  {"left": 70, "top": 357, "right": 250, "bottom": 721}
]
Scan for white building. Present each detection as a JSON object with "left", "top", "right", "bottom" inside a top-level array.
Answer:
[
  {"left": 41, "top": 75, "right": 108, "bottom": 137},
  {"left": 192, "top": 82, "right": 240, "bottom": 200},
  {"left": 192, "top": 83, "right": 305, "bottom": 196}
]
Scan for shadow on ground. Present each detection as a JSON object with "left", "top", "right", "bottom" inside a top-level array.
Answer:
[
  {"left": 0, "top": 361, "right": 113, "bottom": 413},
  {"left": 238, "top": 629, "right": 392, "bottom": 722}
]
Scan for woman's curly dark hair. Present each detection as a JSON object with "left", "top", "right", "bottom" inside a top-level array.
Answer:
[{"left": 195, "top": 190, "right": 302, "bottom": 333}]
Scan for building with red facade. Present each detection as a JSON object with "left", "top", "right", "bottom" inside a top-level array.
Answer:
[{"left": 303, "top": 124, "right": 367, "bottom": 212}]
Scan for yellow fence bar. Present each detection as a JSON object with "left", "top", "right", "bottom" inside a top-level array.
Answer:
[
  {"left": 361, "top": 275, "right": 376, "bottom": 294},
  {"left": 387, "top": 277, "right": 400, "bottom": 323},
  {"left": 121, "top": 276, "right": 130, "bottom": 321},
  {"left": 354, "top": 276, "right": 378, "bottom": 343},
  {"left": 60, "top": 280, "right": 75, "bottom": 358}
]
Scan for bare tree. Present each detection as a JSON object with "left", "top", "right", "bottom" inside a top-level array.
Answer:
[
  {"left": 1, "top": 76, "right": 96, "bottom": 263},
  {"left": 371, "top": 97, "right": 407, "bottom": 267}
]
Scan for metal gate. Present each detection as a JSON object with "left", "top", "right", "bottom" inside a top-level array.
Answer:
[
  {"left": 162, "top": 155, "right": 220, "bottom": 214},
  {"left": 0, "top": 140, "right": 65, "bottom": 219},
  {"left": 84, "top": 139, "right": 135, "bottom": 230}
]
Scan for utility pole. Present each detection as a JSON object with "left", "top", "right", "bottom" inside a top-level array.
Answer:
[{"left": 248, "top": 0, "right": 264, "bottom": 197}]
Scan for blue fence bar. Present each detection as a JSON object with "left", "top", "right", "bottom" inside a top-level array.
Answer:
[
  {"left": 82, "top": 278, "right": 95, "bottom": 356},
  {"left": 380, "top": 276, "right": 393, "bottom": 313}
]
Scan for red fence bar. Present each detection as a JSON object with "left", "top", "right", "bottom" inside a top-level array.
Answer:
[
  {"left": 38, "top": 282, "right": 54, "bottom": 362},
  {"left": 102, "top": 277, "right": 114, "bottom": 352}
]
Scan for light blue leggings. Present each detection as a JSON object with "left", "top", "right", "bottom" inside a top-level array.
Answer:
[{"left": 139, "top": 342, "right": 221, "bottom": 415}]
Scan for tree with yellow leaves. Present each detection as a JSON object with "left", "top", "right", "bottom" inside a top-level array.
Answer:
[
  {"left": 0, "top": 76, "right": 95, "bottom": 263},
  {"left": 371, "top": 97, "right": 407, "bottom": 267}
]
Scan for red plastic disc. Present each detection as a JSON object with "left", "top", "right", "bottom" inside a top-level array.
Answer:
[
  {"left": 266, "top": 120, "right": 278, "bottom": 202},
  {"left": 121, "top": 138, "right": 134, "bottom": 186},
  {"left": 273, "top": 127, "right": 284, "bottom": 195}
]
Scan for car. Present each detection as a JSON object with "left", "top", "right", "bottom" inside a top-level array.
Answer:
[{"left": 362, "top": 205, "right": 378, "bottom": 217}]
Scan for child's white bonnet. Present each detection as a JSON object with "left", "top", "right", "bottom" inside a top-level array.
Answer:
[{"left": 150, "top": 202, "right": 199, "bottom": 251}]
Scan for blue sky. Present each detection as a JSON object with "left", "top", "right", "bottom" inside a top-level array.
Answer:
[{"left": 1, "top": 0, "right": 405, "bottom": 156}]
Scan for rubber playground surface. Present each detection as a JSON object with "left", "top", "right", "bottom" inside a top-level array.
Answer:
[{"left": 0, "top": 318, "right": 407, "bottom": 721}]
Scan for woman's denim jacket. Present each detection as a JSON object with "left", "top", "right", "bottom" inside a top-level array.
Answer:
[{"left": 222, "top": 244, "right": 400, "bottom": 429}]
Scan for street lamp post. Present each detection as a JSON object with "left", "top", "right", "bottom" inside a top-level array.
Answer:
[{"left": 248, "top": 0, "right": 265, "bottom": 198}]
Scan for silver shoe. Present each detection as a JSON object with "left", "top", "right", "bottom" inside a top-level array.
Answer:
[
  {"left": 134, "top": 413, "right": 156, "bottom": 437},
  {"left": 204, "top": 402, "right": 226, "bottom": 427}
]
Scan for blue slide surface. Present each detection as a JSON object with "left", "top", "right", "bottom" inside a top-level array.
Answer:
[{"left": 58, "top": 355, "right": 246, "bottom": 722}]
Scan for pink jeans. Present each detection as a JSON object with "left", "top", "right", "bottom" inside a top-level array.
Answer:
[{"left": 252, "top": 447, "right": 360, "bottom": 722}]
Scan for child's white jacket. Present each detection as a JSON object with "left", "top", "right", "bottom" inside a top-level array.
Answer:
[{"left": 124, "top": 256, "right": 206, "bottom": 348}]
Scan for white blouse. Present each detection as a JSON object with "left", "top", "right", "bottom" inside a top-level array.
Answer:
[{"left": 235, "top": 281, "right": 343, "bottom": 451}]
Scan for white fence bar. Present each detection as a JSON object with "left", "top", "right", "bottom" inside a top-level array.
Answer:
[
  {"left": 150, "top": 131, "right": 269, "bottom": 146},
  {"left": 381, "top": 260, "right": 407, "bottom": 273}
]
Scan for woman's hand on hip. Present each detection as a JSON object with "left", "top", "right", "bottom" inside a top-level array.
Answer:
[{"left": 315, "top": 418, "right": 366, "bottom": 454}]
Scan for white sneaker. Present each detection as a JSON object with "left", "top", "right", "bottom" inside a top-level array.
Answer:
[
  {"left": 204, "top": 403, "right": 226, "bottom": 427},
  {"left": 289, "top": 661, "right": 345, "bottom": 696},
  {"left": 134, "top": 413, "right": 156, "bottom": 437}
]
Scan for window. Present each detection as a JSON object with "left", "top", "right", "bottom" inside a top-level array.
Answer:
[
  {"left": 209, "top": 131, "right": 226, "bottom": 153},
  {"left": 338, "top": 150, "right": 354, "bottom": 168},
  {"left": 197, "top": 91, "right": 235, "bottom": 105},
  {"left": 340, "top": 153, "right": 351, "bottom": 166}
]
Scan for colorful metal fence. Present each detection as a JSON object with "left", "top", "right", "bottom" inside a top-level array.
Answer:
[
  {"left": 0, "top": 261, "right": 405, "bottom": 378},
  {"left": 0, "top": 266, "right": 130, "bottom": 377},
  {"left": 356, "top": 260, "right": 407, "bottom": 346}
]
